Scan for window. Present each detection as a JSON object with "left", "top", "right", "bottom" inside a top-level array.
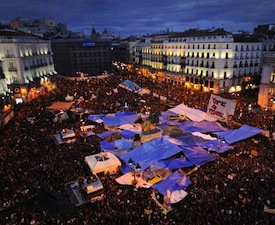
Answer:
[
  {"left": 210, "top": 81, "right": 214, "bottom": 88},
  {"left": 226, "top": 44, "right": 229, "bottom": 49},
  {"left": 224, "top": 62, "right": 228, "bottom": 68},
  {"left": 224, "top": 72, "right": 227, "bottom": 79},
  {"left": 213, "top": 44, "right": 216, "bottom": 49}
]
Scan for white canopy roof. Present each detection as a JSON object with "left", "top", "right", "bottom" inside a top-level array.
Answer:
[
  {"left": 85, "top": 152, "right": 122, "bottom": 175},
  {"left": 168, "top": 104, "right": 216, "bottom": 122}
]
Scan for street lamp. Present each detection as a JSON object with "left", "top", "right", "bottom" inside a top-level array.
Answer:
[
  {"left": 217, "top": 136, "right": 226, "bottom": 152},
  {"left": 128, "top": 158, "right": 141, "bottom": 186}
]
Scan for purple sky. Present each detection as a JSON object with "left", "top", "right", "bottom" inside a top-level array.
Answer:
[{"left": 0, "top": 0, "right": 274, "bottom": 37}]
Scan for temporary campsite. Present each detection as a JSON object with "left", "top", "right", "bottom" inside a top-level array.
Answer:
[{"left": 85, "top": 152, "right": 122, "bottom": 175}]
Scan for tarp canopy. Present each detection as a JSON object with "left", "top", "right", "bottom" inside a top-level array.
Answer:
[
  {"left": 115, "top": 172, "right": 152, "bottom": 188},
  {"left": 120, "top": 138, "right": 184, "bottom": 171},
  {"left": 180, "top": 146, "right": 218, "bottom": 166},
  {"left": 175, "top": 134, "right": 207, "bottom": 146},
  {"left": 102, "top": 114, "right": 140, "bottom": 126},
  {"left": 115, "top": 111, "right": 136, "bottom": 117},
  {"left": 100, "top": 140, "right": 115, "bottom": 151},
  {"left": 114, "top": 139, "right": 133, "bottom": 150},
  {"left": 85, "top": 152, "right": 122, "bottom": 175},
  {"left": 158, "top": 120, "right": 183, "bottom": 126},
  {"left": 46, "top": 101, "right": 74, "bottom": 111},
  {"left": 202, "top": 139, "right": 234, "bottom": 153},
  {"left": 152, "top": 171, "right": 192, "bottom": 196},
  {"left": 159, "top": 125, "right": 185, "bottom": 138},
  {"left": 214, "top": 125, "right": 263, "bottom": 145},
  {"left": 87, "top": 114, "right": 105, "bottom": 121},
  {"left": 152, "top": 157, "right": 193, "bottom": 170},
  {"left": 97, "top": 130, "right": 136, "bottom": 140},
  {"left": 179, "top": 121, "right": 227, "bottom": 133},
  {"left": 122, "top": 80, "right": 141, "bottom": 92},
  {"left": 169, "top": 104, "right": 216, "bottom": 122}
]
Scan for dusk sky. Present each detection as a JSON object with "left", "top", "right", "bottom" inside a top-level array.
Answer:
[{"left": 0, "top": 0, "right": 274, "bottom": 37}]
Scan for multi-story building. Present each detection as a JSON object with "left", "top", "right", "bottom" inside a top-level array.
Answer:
[
  {"left": 10, "top": 17, "right": 68, "bottom": 38},
  {"left": 112, "top": 36, "right": 140, "bottom": 64},
  {"left": 0, "top": 26, "right": 56, "bottom": 103},
  {"left": 258, "top": 52, "right": 275, "bottom": 111},
  {"left": 135, "top": 28, "right": 262, "bottom": 94},
  {"left": 50, "top": 38, "right": 113, "bottom": 76}
]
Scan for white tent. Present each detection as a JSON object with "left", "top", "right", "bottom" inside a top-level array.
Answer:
[
  {"left": 168, "top": 104, "right": 216, "bottom": 122},
  {"left": 85, "top": 152, "right": 122, "bottom": 175}
]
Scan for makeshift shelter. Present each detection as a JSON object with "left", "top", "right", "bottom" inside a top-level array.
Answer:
[
  {"left": 152, "top": 171, "right": 192, "bottom": 196},
  {"left": 175, "top": 134, "right": 207, "bottom": 146},
  {"left": 179, "top": 121, "right": 227, "bottom": 133},
  {"left": 214, "top": 125, "right": 263, "bottom": 145},
  {"left": 180, "top": 146, "right": 218, "bottom": 166},
  {"left": 119, "top": 80, "right": 141, "bottom": 93},
  {"left": 46, "top": 101, "right": 74, "bottom": 111},
  {"left": 152, "top": 157, "right": 193, "bottom": 170},
  {"left": 202, "top": 139, "right": 234, "bottom": 153},
  {"left": 168, "top": 104, "right": 216, "bottom": 122},
  {"left": 85, "top": 152, "right": 122, "bottom": 175},
  {"left": 120, "top": 137, "right": 184, "bottom": 171},
  {"left": 102, "top": 114, "right": 140, "bottom": 127}
]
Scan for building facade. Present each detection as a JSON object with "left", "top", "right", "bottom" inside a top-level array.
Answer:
[
  {"left": 50, "top": 38, "right": 113, "bottom": 77},
  {"left": 258, "top": 52, "right": 275, "bottom": 111},
  {"left": 0, "top": 27, "right": 55, "bottom": 102},
  {"left": 135, "top": 29, "right": 262, "bottom": 94}
]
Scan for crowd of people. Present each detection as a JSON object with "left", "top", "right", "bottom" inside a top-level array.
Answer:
[{"left": 0, "top": 70, "right": 274, "bottom": 225}]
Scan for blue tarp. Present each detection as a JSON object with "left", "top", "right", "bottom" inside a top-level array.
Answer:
[
  {"left": 120, "top": 138, "right": 184, "bottom": 171},
  {"left": 100, "top": 140, "right": 115, "bottom": 151},
  {"left": 97, "top": 130, "right": 117, "bottom": 139},
  {"left": 214, "top": 125, "right": 263, "bottom": 145},
  {"left": 159, "top": 120, "right": 183, "bottom": 126},
  {"left": 123, "top": 80, "right": 141, "bottom": 92},
  {"left": 179, "top": 121, "right": 227, "bottom": 133},
  {"left": 153, "top": 157, "right": 193, "bottom": 170},
  {"left": 114, "top": 139, "right": 133, "bottom": 150},
  {"left": 120, "top": 130, "right": 136, "bottom": 139},
  {"left": 202, "top": 139, "right": 234, "bottom": 153},
  {"left": 115, "top": 111, "right": 136, "bottom": 117},
  {"left": 152, "top": 171, "right": 192, "bottom": 196},
  {"left": 97, "top": 130, "right": 135, "bottom": 141},
  {"left": 180, "top": 146, "right": 218, "bottom": 166},
  {"left": 175, "top": 134, "right": 207, "bottom": 146},
  {"left": 87, "top": 114, "right": 105, "bottom": 121},
  {"left": 102, "top": 114, "right": 140, "bottom": 126},
  {"left": 119, "top": 164, "right": 132, "bottom": 174}
]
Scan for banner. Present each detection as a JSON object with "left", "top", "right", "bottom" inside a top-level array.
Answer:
[{"left": 207, "top": 94, "right": 236, "bottom": 121}]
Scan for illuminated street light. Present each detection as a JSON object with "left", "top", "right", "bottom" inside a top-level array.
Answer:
[{"left": 128, "top": 158, "right": 141, "bottom": 186}]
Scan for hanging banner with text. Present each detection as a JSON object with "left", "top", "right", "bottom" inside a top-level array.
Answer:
[{"left": 207, "top": 94, "right": 236, "bottom": 121}]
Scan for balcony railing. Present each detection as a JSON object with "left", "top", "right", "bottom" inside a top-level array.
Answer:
[{"left": 8, "top": 68, "right": 17, "bottom": 72}]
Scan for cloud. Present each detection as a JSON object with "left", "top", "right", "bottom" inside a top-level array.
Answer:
[{"left": 0, "top": 0, "right": 274, "bottom": 36}]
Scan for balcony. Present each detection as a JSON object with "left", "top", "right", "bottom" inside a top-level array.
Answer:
[
  {"left": 8, "top": 67, "right": 17, "bottom": 72},
  {"left": 5, "top": 54, "right": 15, "bottom": 58}
]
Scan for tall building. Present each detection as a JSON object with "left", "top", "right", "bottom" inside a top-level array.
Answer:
[
  {"left": 112, "top": 36, "right": 140, "bottom": 64},
  {"left": 135, "top": 28, "right": 262, "bottom": 94},
  {"left": 0, "top": 26, "right": 56, "bottom": 103},
  {"left": 50, "top": 38, "right": 113, "bottom": 77},
  {"left": 10, "top": 17, "right": 68, "bottom": 38},
  {"left": 258, "top": 52, "right": 275, "bottom": 111}
]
